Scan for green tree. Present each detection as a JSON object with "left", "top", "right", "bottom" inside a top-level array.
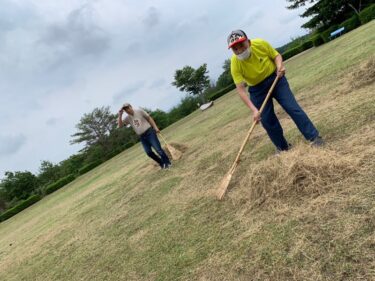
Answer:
[
  {"left": 148, "top": 109, "right": 170, "bottom": 130},
  {"left": 70, "top": 106, "right": 117, "bottom": 151},
  {"left": 172, "top": 64, "right": 210, "bottom": 103},
  {"left": 287, "top": 0, "right": 372, "bottom": 29},
  {"left": 100, "top": 126, "right": 138, "bottom": 160},
  {"left": 71, "top": 106, "right": 140, "bottom": 166},
  {"left": 203, "top": 82, "right": 218, "bottom": 100},
  {"left": 0, "top": 171, "right": 39, "bottom": 202},
  {"left": 37, "top": 160, "right": 61, "bottom": 187},
  {"left": 81, "top": 145, "right": 107, "bottom": 164},
  {"left": 59, "top": 154, "right": 86, "bottom": 176},
  {"left": 0, "top": 197, "right": 6, "bottom": 212},
  {"left": 216, "top": 59, "right": 234, "bottom": 89},
  {"left": 168, "top": 96, "right": 200, "bottom": 123}
]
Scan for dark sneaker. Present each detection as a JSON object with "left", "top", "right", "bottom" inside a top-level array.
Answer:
[
  {"left": 311, "top": 136, "right": 325, "bottom": 147},
  {"left": 162, "top": 163, "right": 172, "bottom": 169},
  {"left": 275, "top": 143, "right": 292, "bottom": 155}
]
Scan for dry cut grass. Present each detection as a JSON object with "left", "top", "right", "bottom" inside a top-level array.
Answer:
[
  {"left": 243, "top": 145, "right": 360, "bottom": 207},
  {"left": 0, "top": 20, "right": 374, "bottom": 281}
]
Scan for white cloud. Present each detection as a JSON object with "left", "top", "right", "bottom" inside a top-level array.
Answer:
[
  {"left": 142, "top": 6, "right": 161, "bottom": 28},
  {"left": 0, "top": 134, "right": 27, "bottom": 157},
  {"left": 0, "top": 0, "right": 310, "bottom": 177},
  {"left": 40, "top": 4, "right": 110, "bottom": 61}
]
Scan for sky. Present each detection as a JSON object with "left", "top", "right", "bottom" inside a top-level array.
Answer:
[{"left": 0, "top": 0, "right": 310, "bottom": 178}]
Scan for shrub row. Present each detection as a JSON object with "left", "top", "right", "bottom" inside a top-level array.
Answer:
[
  {"left": 44, "top": 174, "right": 76, "bottom": 195},
  {"left": 321, "top": 25, "right": 339, "bottom": 42},
  {"left": 282, "top": 46, "right": 302, "bottom": 60},
  {"left": 0, "top": 195, "right": 41, "bottom": 222},
  {"left": 311, "top": 34, "right": 324, "bottom": 47},
  {"left": 78, "top": 161, "right": 102, "bottom": 175},
  {"left": 320, "top": 15, "right": 360, "bottom": 42},
  {"left": 359, "top": 4, "right": 375, "bottom": 24},
  {"left": 208, "top": 83, "right": 236, "bottom": 101},
  {"left": 301, "top": 40, "right": 313, "bottom": 50},
  {"left": 319, "top": 5, "right": 374, "bottom": 43},
  {"left": 282, "top": 6, "right": 374, "bottom": 60},
  {"left": 341, "top": 15, "right": 361, "bottom": 32},
  {"left": 0, "top": 163, "right": 100, "bottom": 222},
  {"left": 0, "top": 148, "right": 116, "bottom": 223},
  {"left": 282, "top": 38, "right": 314, "bottom": 60}
]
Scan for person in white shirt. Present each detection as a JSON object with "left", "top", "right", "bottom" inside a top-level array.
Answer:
[{"left": 118, "top": 103, "right": 171, "bottom": 169}]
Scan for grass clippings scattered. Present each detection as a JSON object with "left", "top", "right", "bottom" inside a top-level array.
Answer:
[{"left": 238, "top": 145, "right": 360, "bottom": 208}]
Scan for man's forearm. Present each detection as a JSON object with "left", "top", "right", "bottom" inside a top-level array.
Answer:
[
  {"left": 237, "top": 84, "right": 258, "bottom": 112},
  {"left": 274, "top": 54, "right": 286, "bottom": 77},
  {"left": 148, "top": 117, "right": 159, "bottom": 130},
  {"left": 274, "top": 54, "right": 283, "bottom": 69},
  {"left": 118, "top": 115, "right": 123, "bottom": 128}
]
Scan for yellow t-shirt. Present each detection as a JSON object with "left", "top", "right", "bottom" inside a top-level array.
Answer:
[{"left": 230, "top": 38, "right": 279, "bottom": 86}]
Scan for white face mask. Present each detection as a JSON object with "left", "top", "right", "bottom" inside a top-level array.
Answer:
[{"left": 236, "top": 48, "right": 251, "bottom": 61}]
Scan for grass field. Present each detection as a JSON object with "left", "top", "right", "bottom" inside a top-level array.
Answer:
[{"left": 0, "top": 21, "right": 374, "bottom": 281}]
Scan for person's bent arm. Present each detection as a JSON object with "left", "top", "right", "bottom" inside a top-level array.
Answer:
[
  {"left": 274, "top": 54, "right": 285, "bottom": 78},
  {"left": 236, "top": 82, "right": 261, "bottom": 122},
  {"left": 118, "top": 109, "right": 124, "bottom": 128},
  {"left": 147, "top": 116, "right": 160, "bottom": 133}
]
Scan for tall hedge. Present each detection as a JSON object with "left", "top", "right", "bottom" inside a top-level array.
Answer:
[
  {"left": 311, "top": 34, "right": 324, "bottom": 47},
  {"left": 44, "top": 174, "right": 76, "bottom": 195},
  {"left": 78, "top": 161, "right": 102, "bottom": 175},
  {"left": 282, "top": 45, "right": 303, "bottom": 60},
  {"left": 321, "top": 25, "right": 339, "bottom": 42},
  {"left": 341, "top": 15, "right": 361, "bottom": 32},
  {"left": 0, "top": 195, "right": 41, "bottom": 222},
  {"left": 359, "top": 4, "right": 375, "bottom": 24},
  {"left": 301, "top": 40, "right": 313, "bottom": 51},
  {"left": 208, "top": 83, "right": 236, "bottom": 101}
]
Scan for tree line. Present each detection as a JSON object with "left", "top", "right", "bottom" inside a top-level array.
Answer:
[
  {"left": 278, "top": 2, "right": 375, "bottom": 61},
  {"left": 3, "top": 1, "right": 373, "bottom": 217},
  {"left": 0, "top": 59, "right": 234, "bottom": 215},
  {"left": 287, "top": 0, "right": 373, "bottom": 30}
]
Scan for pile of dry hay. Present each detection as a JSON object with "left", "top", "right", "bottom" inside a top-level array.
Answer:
[
  {"left": 345, "top": 56, "right": 375, "bottom": 90},
  {"left": 163, "top": 142, "right": 188, "bottom": 160},
  {"left": 240, "top": 144, "right": 360, "bottom": 206}
]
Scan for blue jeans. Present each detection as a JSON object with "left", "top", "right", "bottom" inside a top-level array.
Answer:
[
  {"left": 249, "top": 72, "right": 319, "bottom": 151},
  {"left": 140, "top": 128, "right": 171, "bottom": 167}
]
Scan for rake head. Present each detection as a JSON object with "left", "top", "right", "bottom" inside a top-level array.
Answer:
[
  {"left": 216, "top": 172, "right": 233, "bottom": 200},
  {"left": 166, "top": 144, "right": 182, "bottom": 161}
]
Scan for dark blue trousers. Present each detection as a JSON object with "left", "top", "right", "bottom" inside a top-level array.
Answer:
[
  {"left": 140, "top": 128, "right": 171, "bottom": 167},
  {"left": 249, "top": 72, "right": 319, "bottom": 151}
]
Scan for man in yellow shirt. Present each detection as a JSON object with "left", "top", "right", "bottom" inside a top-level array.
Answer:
[{"left": 228, "top": 30, "right": 323, "bottom": 151}]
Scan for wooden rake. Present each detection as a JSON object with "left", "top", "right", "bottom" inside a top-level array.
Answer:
[
  {"left": 159, "top": 133, "right": 183, "bottom": 161},
  {"left": 216, "top": 76, "right": 279, "bottom": 200}
]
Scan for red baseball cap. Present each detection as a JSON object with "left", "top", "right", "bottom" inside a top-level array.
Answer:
[{"left": 227, "top": 30, "right": 248, "bottom": 49}]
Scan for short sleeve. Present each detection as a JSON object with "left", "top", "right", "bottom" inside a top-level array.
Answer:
[
  {"left": 139, "top": 109, "right": 150, "bottom": 118},
  {"left": 260, "top": 39, "right": 279, "bottom": 59}
]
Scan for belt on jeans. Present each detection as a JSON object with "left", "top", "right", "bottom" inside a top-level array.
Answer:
[
  {"left": 140, "top": 127, "right": 153, "bottom": 137},
  {"left": 249, "top": 71, "right": 277, "bottom": 90},
  {"left": 251, "top": 71, "right": 277, "bottom": 89}
]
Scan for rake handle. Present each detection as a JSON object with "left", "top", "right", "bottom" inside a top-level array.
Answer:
[
  {"left": 158, "top": 132, "right": 169, "bottom": 146},
  {"left": 228, "top": 76, "right": 279, "bottom": 175}
]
